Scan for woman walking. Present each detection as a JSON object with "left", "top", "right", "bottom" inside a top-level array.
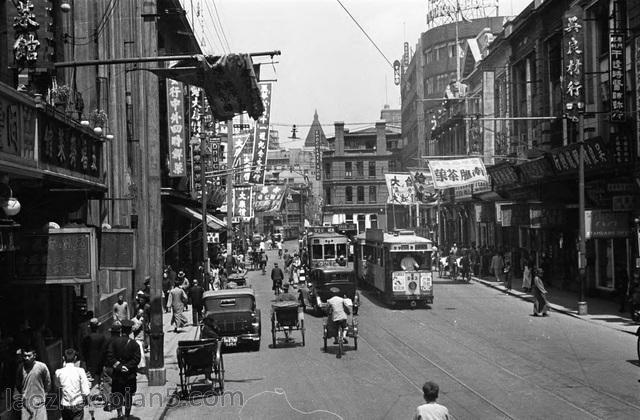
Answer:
[
  {"left": 522, "top": 258, "right": 532, "bottom": 292},
  {"left": 532, "top": 268, "right": 549, "bottom": 316}
]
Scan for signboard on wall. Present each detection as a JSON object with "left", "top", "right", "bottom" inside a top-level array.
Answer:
[
  {"left": 585, "top": 210, "right": 629, "bottom": 238},
  {"left": 99, "top": 229, "right": 135, "bottom": 270},
  {"left": 166, "top": 79, "right": 186, "bottom": 177},
  {"left": 249, "top": 83, "right": 272, "bottom": 184},
  {"left": 563, "top": 8, "right": 585, "bottom": 122},
  {"left": 15, "top": 228, "right": 96, "bottom": 284},
  {"left": 609, "top": 32, "right": 626, "bottom": 122},
  {"left": 427, "top": 158, "right": 488, "bottom": 189}
]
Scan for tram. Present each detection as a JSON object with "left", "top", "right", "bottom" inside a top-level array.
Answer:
[
  {"left": 354, "top": 229, "right": 434, "bottom": 307},
  {"left": 302, "top": 225, "right": 353, "bottom": 269}
]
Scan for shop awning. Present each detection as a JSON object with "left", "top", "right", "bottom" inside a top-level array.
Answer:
[
  {"left": 167, "top": 204, "right": 226, "bottom": 231},
  {"left": 149, "top": 53, "right": 264, "bottom": 120}
]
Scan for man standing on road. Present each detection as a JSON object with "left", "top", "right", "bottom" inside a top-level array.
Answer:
[
  {"left": 13, "top": 346, "right": 51, "bottom": 420},
  {"left": 327, "top": 292, "right": 350, "bottom": 345},
  {"left": 189, "top": 279, "right": 205, "bottom": 325},
  {"left": 271, "top": 263, "right": 284, "bottom": 295},
  {"left": 112, "top": 294, "right": 130, "bottom": 324},
  {"left": 414, "top": 381, "right": 450, "bottom": 420},
  {"left": 55, "top": 348, "right": 91, "bottom": 420},
  {"left": 106, "top": 320, "right": 140, "bottom": 420},
  {"left": 81, "top": 318, "right": 107, "bottom": 387},
  {"left": 167, "top": 282, "right": 189, "bottom": 333}
]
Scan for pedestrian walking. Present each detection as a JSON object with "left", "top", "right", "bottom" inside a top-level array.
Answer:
[
  {"left": 490, "top": 251, "right": 504, "bottom": 282},
  {"left": 521, "top": 258, "right": 532, "bottom": 292},
  {"left": 188, "top": 279, "right": 205, "bottom": 325},
  {"left": 503, "top": 252, "right": 513, "bottom": 291},
  {"left": 131, "top": 310, "right": 147, "bottom": 371},
  {"left": 81, "top": 318, "right": 107, "bottom": 387},
  {"left": 106, "top": 320, "right": 140, "bottom": 420},
  {"left": 13, "top": 345, "right": 51, "bottom": 420},
  {"left": 100, "top": 324, "right": 121, "bottom": 413},
  {"left": 413, "top": 381, "right": 450, "bottom": 420},
  {"left": 55, "top": 348, "right": 91, "bottom": 420},
  {"left": 271, "top": 263, "right": 284, "bottom": 295},
  {"left": 167, "top": 282, "right": 189, "bottom": 333},
  {"left": 532, "top": 268, "right": 549, "bottom": 317},
  {"left": 112, "top": 294, "right": 130, "bottom": 324},
  {"left": 260, "top": 251, "right": 268, "bottom": 275}
]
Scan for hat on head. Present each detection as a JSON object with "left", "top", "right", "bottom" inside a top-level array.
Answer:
[
  {"left": 144, "top": 276, "right": 151, "bottom": 284},
  {"left": 120, "top": 319, "right": 134, "bottom": 328},
  {"left": 89, "top": 317, "right": 100, "bottom": 326},
  {"left": 110, "top": 323, "right": 121, "bottom": 333},
  {"left": 136, "top": 290, "right": 145, "bottom": 296},
  {"left": 178, "top": 271, "right": 185, "bottom": 277}
]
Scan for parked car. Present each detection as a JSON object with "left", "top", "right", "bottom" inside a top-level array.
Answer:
[
  {"left": 300, "top": 267, "right": 360, "bottom": 315},
  {"left": 201, "top": 289, "right": 261, "bottom": 351}
]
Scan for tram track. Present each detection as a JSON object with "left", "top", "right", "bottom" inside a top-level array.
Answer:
[
  {"left": 355, "top": 283, "right": 640, "bottom": 419},
  {"left": 396, "top": 289, "right": 640, "bottom": 416}
]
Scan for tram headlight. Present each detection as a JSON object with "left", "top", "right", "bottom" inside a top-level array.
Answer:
[{"left": 408, "top": 281, "right": 417, "bottom": 291}]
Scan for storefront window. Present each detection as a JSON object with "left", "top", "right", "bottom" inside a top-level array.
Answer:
[{"left": 595, "top": 238, "right": 630, "bottom": 291}]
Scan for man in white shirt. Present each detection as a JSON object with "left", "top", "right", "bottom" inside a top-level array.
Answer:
[
  {"left": 401, "top": 255, "right": 419, "bottom": 271},
  {"left": 414, "top": 381, "right": 450, "bottom": 420},
  {"left": 327, "top": 293, "right": 351, "bottom": 345},
  {"left": 55, "top": 348, "right": 91, "bottom": 420}
]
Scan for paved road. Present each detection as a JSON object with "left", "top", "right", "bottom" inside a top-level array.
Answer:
[{"left": 165, "top": 242, "right": 640, "bottom": 419}]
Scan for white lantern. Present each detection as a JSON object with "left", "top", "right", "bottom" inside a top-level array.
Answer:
[{"left": 2, "top": 197, "right": 21, "bottom": 216}]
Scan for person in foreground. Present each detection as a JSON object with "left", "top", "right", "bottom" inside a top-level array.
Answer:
[{"left": 414, "top": 381, "right": 450, "bottom": 420}]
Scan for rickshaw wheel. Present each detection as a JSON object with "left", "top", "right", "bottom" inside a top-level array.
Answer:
[
  {"left": 217, "top": 355, "right": 225, "bottom": 393},
  {"left": 301, "top": 320, "right": 306, "bottom": 346},
  {"left": 271, "top": 316, "right": 277, "bottom": 348},
  {"left": 354, "top": 335, "right": 358, "bottom": 350},
  {"left": 337, "top": 327, "right": 343, "bottom": 358},
  {"left": 323, "top": 326, "right": 327, "bottom": 352}
]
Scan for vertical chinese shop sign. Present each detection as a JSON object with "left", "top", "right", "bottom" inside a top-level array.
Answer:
[
  {"left": 233, "top": 186, "right": 253, "bottom": 219},
  {"left": 249, "top": 83, "right": 272, "bottom": 184},
  {"left": 563, "top": 10, "right": 584, "bottom": 122},
  {"left": 315, "top": 130, "right": 321, "bottom": 181},
  {"left": 167, "top": 79, "right": 186, "bottom": 177},
  {"left": 609, "top": 32, "right": 625, "bottom": 122},
  {"left": 190, "top": 86, "right": 203, "bottom": 194}
]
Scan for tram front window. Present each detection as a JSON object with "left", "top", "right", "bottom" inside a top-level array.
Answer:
[
  {"left": 324, "top": 244, "right": 336, "bottom": 259},
  {"left": 336, "top": 243, "right": 347, "bottom": 259},
  {"left": 312, "top": 244, "right": 323, "bottom": 260},
  {"left": 392, "top": 253, "right": 429, "bottom": 271}
]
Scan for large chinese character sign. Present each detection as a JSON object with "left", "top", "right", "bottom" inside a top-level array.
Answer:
[
  {"left": 166, "top": 79, "right": 186, "bottom": 177},
  {"left": 563, "top": 10, "right": 584, "bottom": 122},
  {"left": 426, "top": 158, "right": 488, "bottom": 190},
  {"left": 385, "top": 174, "right": 415, "bottom": 205},
  {"left": 233, "top": 186, "right": 253, "bottom": 219},
  {"left": 609, "top": 32, "right": 625, "bottom": 122},
  {"left": 249, "top": 83, "right": 273, "bottom": 184}
]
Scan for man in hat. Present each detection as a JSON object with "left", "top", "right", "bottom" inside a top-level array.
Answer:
[
  {"left": 82, "top": 318, "right": 107, "bottom": 387},
  {"left": 106, "top": 320, "right": 140, "bottom": 419},
  {"left": 188, "top": 279, "right": 205, "bottom": 325},
  {"left": 271, "top": 263, "right": 284, "bottom": 295},
  {"left": 167, "top": 281, "right": 189, "bottom": 333},
  {"left": 101, "top": 324, "right": 121, "bottom": 413}
]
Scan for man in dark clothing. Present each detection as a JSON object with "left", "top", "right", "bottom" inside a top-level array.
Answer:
[
  {"left": 106, "top": 320, "right": 140, "bottom": 419},
  {"left": 101, "top": 324, "right": 121, "bottom": 413},
  {"left": 81, "top": 318, "right": 107, "bottom": 386},
  {"left": 188, "top": 279, "right": 205, "bottom": 325},
  {"left": 271, "top": 263, "right": 284, "bottom": 295}
]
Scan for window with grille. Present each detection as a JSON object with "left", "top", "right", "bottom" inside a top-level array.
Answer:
[
  {"left": 369, "top": 186, "right": 376, "bottom": 203},
  {"left": 345, "top": 162, "right": 352, "bottom": 178},
  {"left": 345, "top": 186, "right": 353, "bottom": 202},
  {"left": 368, "top": 161, "right": 376, "bottom": 177},
  {"left": 357, "top": 186, "right": 364, "bottom": 203}
]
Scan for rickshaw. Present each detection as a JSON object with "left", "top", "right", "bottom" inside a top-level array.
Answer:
[
  {"left": 300, "top": 267, "right": 360, "bottom": 316},
  {"left": 270, "top": 300, "right": 305, "bottom": 347},
  {"left": 176, "top": 338, "right": 224, "bottom": 397},
  {"left": 322, "top": 303, "right": 358, "bottom": 358}
]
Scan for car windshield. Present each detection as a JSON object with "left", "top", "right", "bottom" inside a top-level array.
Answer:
[{"left": 205, "top": 296, "right": 254, "bottom": 312}]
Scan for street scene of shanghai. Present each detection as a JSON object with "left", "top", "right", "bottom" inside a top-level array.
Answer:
[{"left": 1, "top": 0, "right": 640, "bottom": 419}]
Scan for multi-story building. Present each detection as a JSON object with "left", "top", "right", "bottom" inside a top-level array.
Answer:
[
  {"left": 322, "top": 116, "right": 402, "bottom": 233},
  {"left": 423, "top": 0, "right": 640, "bottom": 306}
]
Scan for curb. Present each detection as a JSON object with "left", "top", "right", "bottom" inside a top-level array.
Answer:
[{"left": 471, "top": 276, "right": 637, "bottom": 335}]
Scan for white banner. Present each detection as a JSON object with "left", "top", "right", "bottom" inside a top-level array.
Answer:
[
  {"left": 426, "top": 158, "right": 488, "bottom": 189},
  {"left": 385, "top": 174, "right": 415, "bottom": 205}
]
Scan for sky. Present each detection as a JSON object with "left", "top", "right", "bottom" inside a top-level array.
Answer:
[{"left": 183, "top": 0, "right": 532, "bottom": 147}]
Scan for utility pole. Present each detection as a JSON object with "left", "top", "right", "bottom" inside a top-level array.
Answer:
[
  {"left": 577, "top": 115, "right": 587, "bottom": 315},
  {"left": 201, "top": 92, "right": 209, "bottom": 272},
  {"left": 226, "top": 120, "right": 234, "bottom": 255}
]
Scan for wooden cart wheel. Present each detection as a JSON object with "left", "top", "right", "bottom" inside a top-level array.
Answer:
[
  {"left": 337, "top": 327, "right": 343, "bottom": 358},
  {"left": 354, "top": 334, "right": 358, "bottom": 350},
  {"left": 323, "top": 324, "right": 327, "bottom": 352},
  {"left": 217, "top": 354, "right": 225, "bottom": 393},
  {"left": 301, "top": 320, "right": 305, "bottom": 346},
  {"left": 271, "top": 315, "right": 277, "bottom": 348}
]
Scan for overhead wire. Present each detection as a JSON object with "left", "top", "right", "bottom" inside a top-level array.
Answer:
[
  {"left": 211, "top": 0, "right": 232, "bottom": 51},
  {"left": 204, "top": 0, "right": 231, "bottom": 52},
  {"left": 335, "top": 0, "right": 393, "bottom": 69}
]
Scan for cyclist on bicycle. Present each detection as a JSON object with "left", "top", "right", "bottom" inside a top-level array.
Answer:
[
  {"left": 327, "top": 291, "right": 351, "bottom": 345},
  {"left": 277, "top": 241, "right": 283, "bottom": 258}
]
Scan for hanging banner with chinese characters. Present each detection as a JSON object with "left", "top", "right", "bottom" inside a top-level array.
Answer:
[
  {"left": 210, "top": 136, "right": 221, "bottom": 186},
  {"left": 249, "top": 83, "right": 272, "bottom": 184},
  {"left": 190, "top": 86, "right": 203, "bottom": 195},
  {"left": 409, "top": 170, "right": 438, "bottom": 205},
  {"left": 166, "top": 79, "right": 186, "bottom": 177},
  {"left": 253, "top": 185, "right": 287, "bottom": 213},
  {"left": 233, "top": 132, "right": 253, "bottom": 184},
  {"left": 426, "top": 158, "right": 488, "bottom": 189},
  {"left": 232, "top": 186, "right": 253, "bottom": 219},
  {"left": 385, "top": 174, "right": 416, "bottom": 205},
  {"left": 609, "top": 32, "right": 625, "bottom": 122},
  {"left": 563, "top": 9, "right": 584, "bottom": 122},
  {"left": 315, "top": 130, "right": 322, "bottom": 181}
]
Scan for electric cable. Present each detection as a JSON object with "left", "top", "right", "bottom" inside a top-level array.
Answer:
[
  {"left": 204, "top": 0, "right": 231, "bottom": 53},
  {"left": 211, "top": 0, "right": 232, "bottom": 51}
]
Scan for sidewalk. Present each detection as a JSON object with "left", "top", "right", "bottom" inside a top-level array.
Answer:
[
  {"left": 91, "top": 310, "right": 199, "bottom": 420},
  {"left": 471, "top": 274, "right": 639, "bottom": 335}
]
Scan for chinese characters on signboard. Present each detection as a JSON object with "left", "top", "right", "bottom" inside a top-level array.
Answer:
[
  {"left": 609, "top": 33, "right": 625, "bottom": 122},
  {"left": 426, "top": 158, "right": 488, "bottom": 189},
  {"left": 190, "top": 87, "right": 203, "bottom": 195},
  {"left": 385, "top": 174, "right": 415, "bottom": 205},
  {"left": 211, "top": 136, "right": 221, "bottom": 186},
  {"left": 563, "top": 11, "right": 584, "bottom": 122},
  {"left": 166, "top": 79, "right": 186, "bottom": 177},
  {"left": 249, "top": 83, "right": 272, "bottom": 184},
  {"left": 253, "top": 185, "right": 286, "bottom": 212},
  {"left": 549, "top": 136, "right": 609, "bottom": 173},
  {"left": 409, "top": 170, "right": 438, "bottom": 204},
  {"left": 233, "top": 186, "right": 253, "bottom": 219},
  {"left": 315, "top": 130, "right": 321, "bottom": 181}
]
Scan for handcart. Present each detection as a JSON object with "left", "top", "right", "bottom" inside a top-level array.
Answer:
[
  {"left": 323, "top": 316, "right": 358, "bottom": 358},
  {"left": 176, "top": 339, "right": 224, "bottom": 398},
  {"left": 271, "top": 301, "right": 305, "bottom": 347}
]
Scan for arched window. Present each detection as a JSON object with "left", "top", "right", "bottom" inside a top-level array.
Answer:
[{"left": 357, "top": 186, "right": 364, "bottom": 203}]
